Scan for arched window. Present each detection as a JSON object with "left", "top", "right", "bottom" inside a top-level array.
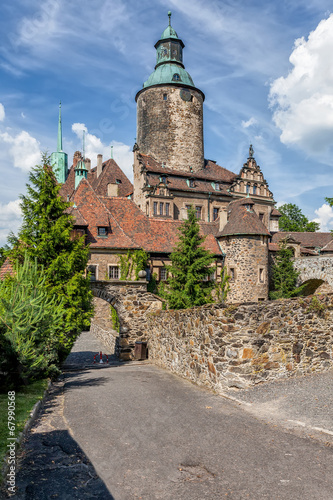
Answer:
[
  {"left": 253, "top": 185, "right": 257, "bottom": 195},
  {"left": 172, "top": 73, "right": 181, "bottom": 81},
  {"left": 246, "top": 184, "right": 250, "bottom": 194}
]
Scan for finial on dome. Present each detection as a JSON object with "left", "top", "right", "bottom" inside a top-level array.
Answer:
[
  {"left": 249, "top": 144, "right": 254, "bottom": 158},
  {"left": 168, "top": 11, "right": 171, "bottom": 25}
]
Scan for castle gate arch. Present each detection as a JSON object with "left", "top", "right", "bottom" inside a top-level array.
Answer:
[
  {"left": 293, "top": 256, "right": 333, "bottom": 295},
  {"left": 90, "top": 281, "right": 163, "bottom": 360}
]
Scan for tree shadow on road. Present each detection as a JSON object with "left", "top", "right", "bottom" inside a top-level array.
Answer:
[{"left": 5, "top": 429, "right": 115, "bottom": 499}]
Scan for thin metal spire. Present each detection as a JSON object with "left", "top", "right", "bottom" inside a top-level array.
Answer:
[
  {"left": 110, "top": 145, "right": 113, "bottom": 159},
  {"left": 57, "top": 101, "right": 62, "bottom": 152},
  {"left": 168, "top": 11, "right": 171, "bottom": 26}
]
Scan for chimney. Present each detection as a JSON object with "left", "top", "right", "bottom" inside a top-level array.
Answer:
[
  {"left": 85, "top": 158, "right": 91, "bottom": 171},
  {"left": 73, "top": 151, "right": 82, "bottom": 168},
  {"left": 97, "top": 154, "right": 103, "bottom": 177},
  {"left": 107, "top": 183, "right": 119, "bottom": 197},
  {"left": 219, "top": 208, "right": 228, "bottom": 232}
]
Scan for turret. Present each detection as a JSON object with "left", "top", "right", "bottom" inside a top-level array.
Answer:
[
  {"left": 51, "top": 102, "right": 68, "bottom": 184},
  {"left": 135, "top": 12, "right": 205, "bottom": 173},
  {"left": 75, "top": 131, "right": 88, "bottom": 189}
]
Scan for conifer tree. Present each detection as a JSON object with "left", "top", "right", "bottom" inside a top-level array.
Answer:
[
  {"left": 161, "top": 206, "right": 215, "bottom": 309},
  {"left": 8, "top": 154, "right": 93, "bottom": 353},
  {"left": 270, "top": 241, "right": 303, "bottom": 299}
]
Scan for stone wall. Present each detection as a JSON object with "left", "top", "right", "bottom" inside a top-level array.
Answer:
[
  {"left": 147, "top": 294, "right": 333, "bottom": 392},
  {"left": 136, "top": 86, "right": 204, "bottom": 172},
  {"left": 294, "top": 255, "right": 333, "bottom": 289},
  {"left": 90, "top": 296, "right": 119, "bottom": 355}
]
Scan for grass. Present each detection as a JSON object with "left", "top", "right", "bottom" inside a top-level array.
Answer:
[{"left": 0, "top": 379, "right": 48, "bottom": 476}]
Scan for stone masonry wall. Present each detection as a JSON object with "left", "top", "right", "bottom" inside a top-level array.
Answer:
[
  {"left": 147, "top": 294, "right": 333, "bottom": 392},
  {"left": 90, "top": 296, "right": 119, "bottom": 355},
  {"left": 137, "top": 86, "right": 204, "bottom": 172}
]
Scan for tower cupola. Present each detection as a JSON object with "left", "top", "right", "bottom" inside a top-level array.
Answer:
[
  {"left": 75, "top": 131, "right": 88, "bottom": 189},
  {"left": 135, "top": 13, "right": 205, "bottom": 173}
]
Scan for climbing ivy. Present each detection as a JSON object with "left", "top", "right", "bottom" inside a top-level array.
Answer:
[
  {"left": 215, "top": 266, "right": 230, "bottom": 303},
  {"left": 117, "top": 249, "right": 149, "bottom": 281},
  {"left": 110, "top": 305, "right": 120, "bottom": 332}
]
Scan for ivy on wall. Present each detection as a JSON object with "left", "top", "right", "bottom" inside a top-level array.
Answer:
[{"left": 117, "top": 249, "right": 149, "bottom": 281}]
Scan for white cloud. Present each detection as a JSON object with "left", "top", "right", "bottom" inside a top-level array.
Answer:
[
  {"left": 71, "top": 122, "right": 133, "bottom": 181},
  {"left": 0, "top": 130, "right": 41, "bottom": 172},
  {"left": 269, "top": 15, "right": 333, "bottom": 159},
  {"left": 313, "top": 203, "right": 333, "bottom": 231},
  {"left": 241, "top": 117, "right": 257, "bottom": 128},
  {"left": 0, "top": 199, "right": 22, "bottom": 246},
  {"left": 0, "top": 103, "right": 5, "bottom": 122}
]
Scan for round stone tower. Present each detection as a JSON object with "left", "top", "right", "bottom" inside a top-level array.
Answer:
[{"left": 135, "top": 12, "right": 205, "bottom": 173}]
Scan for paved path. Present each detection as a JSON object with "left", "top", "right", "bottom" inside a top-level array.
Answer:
[{"left": 9, "top": 332, "right": 333, "bottom": 499}]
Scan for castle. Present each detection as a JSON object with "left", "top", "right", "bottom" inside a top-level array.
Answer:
[{"left": 50, "top": 13, "right": 333, "bottom": 303}]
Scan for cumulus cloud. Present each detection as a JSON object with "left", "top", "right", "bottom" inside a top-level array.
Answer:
[
  {"left": 0, "top": 199, "right": 22, "bottom": 245},
  {"left": 71, "top": 122, "right": 133, "bottom": 181},
  {"left": 269, "top": 15, "right": 333, "bottom": 159},
  {"left": 0, "top": 130, "right": 41, "bottom": 172},
  {"left": 313, "top": 203, "right": 333, "bottom": 231},
  {"left": 241, "top": 117, "right": 257, "bottom": 128},
  {"left": 0, "top": 103, "right": 5, "bottom": 122}
]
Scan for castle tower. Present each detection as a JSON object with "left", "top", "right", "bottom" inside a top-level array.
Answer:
[
  {"left": 135, "top": 12, "right": 205, "bottom": 173},
  {"left": 51, "top": 102, "right": 68, "bottom": 184}
]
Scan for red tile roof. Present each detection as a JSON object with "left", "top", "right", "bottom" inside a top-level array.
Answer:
[
  {"left": 88, "top": 159, "right": 133, "bottom": 197},
  {"left": 271, "top": 232, "right": 332, "bottom": 249},
  {"left": 0, "top": 257, "right": 14, "bottom": 279},
  {"left": 218, "top": 198, "right": 270, "bottom": 237},
  {"left": 139, "top": 153, "right": 237, "bottom": 183}
]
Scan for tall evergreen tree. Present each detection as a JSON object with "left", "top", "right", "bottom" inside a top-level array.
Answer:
[
  {"left": 8, "top": 154, "right": 93, "bottom": 353},
  {"left": 270, "top": 241, "right": 303, "bottom": 299},
  {"left": 161, "top": 206, "right": 215, "bottom": 309}
]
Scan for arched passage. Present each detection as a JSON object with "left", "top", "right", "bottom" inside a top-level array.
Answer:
[
  {"left": 90, "top": 281, "right": 163, "bottom": 360},
  {"left": 299, "top": 279, "right": 325, "bottom": 296}
]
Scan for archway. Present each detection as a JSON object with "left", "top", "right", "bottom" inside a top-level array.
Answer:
[{"left": 299, "top": 279, "right": 325, "bottom": 296}]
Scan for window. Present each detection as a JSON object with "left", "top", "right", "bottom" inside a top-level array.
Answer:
[
  {"left": 195, "top": 206, "right": 202, "bottom": 219},
  {"left": 213, "top": 207, "right": 219, "bottom": 221},
  {"left": 215, "top": 183, "right": 220, "bottom": 191},
  {"left": 259, "top": 213, "right": 264, "bottom": 222},
  {"left": 160, "top": 188, "right": 164, "bottom": 196},
  {"left": 246, "top": 184, "right": 250, "bottom": 194},
  {"left": 172, "top": 73, "right": 181, "bottom": 81},
  {"left": 185, "top": 204, "right": 191, "bottom": 212},
  {"left": 159, "top": 202, "right": 164, "bottom": 215},
  {"left": 163, "top": 94, "right": 167, "bottom": 100},
  {"left": 259, "top": 268, "right": 264, "bottom": 283},
  {"left": 98, "top": 227, "right": 107, "bottom": 236},
  {"left": 165, "top": 203, "right": 170, "bottom": 216},
  {"left": 229, "top": 268, "right": 235, "bottom": 281},
  {"left": 109, "top": 266, "right": 119, "bottom": 280},
  {"left": 189, "top": 179, "right": 195, "bottom": 188},
  {"left": 116, "top": 179, "right": 122, "bottom": 184},
  {"left": 160, "top": 267, "right": 167, "bottom": 281},
  {"left": 253, "top": 185, "right": 257, "bottom": 195},
  {"left": 146, "top": 202, "right": 149, "bottom": 215},
  {"left": 153, "top": 202, "right": 158, "bottom": 215},
  {"left": 161, "top": 175, "right": 167, "bottom": 183},
  {"left": 87, "top": 265, "right": 97, "bottom": 281}
]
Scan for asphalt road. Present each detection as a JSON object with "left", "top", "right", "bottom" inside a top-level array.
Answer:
[{"left": 10, "top": 332, "right": 333, "bottom": 499}]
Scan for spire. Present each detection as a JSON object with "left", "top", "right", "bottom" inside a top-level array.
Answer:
[
  {"left": 168, "top": 10, "right": 171, "bottom": 26},
  {"left": 111, "top": 145, "right": 113, "bottom": 159},
  {"left": 57, "top": 101, "right": 62, "bottom": 152}
]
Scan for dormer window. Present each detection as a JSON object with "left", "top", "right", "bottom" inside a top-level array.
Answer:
[
  {"left": 116, "top": 179, "right": 122, "bottom": 184},
  {"left": 215, "top": 183, "right": 220, "bottom": 191},
  {"left": 98, "top": 227, "right": 108, "bottom": 236},
  {"left": 172, "top": 73, "right": 181, "bottom": 81},
  {"left": 189, "top": 179, "right": 195, "bottom": 188}
]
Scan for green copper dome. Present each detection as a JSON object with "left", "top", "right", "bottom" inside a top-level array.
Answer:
[
  {"left": 143, "top": 63, "right": 195, "bottom": 88},
  {"left": 142, "top": 12, "right": 196, "bottom": 90}
]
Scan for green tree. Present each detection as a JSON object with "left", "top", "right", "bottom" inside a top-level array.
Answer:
[
  {"left": 161, "top": 206, "right": 215, "bottom": 309},
  {"left": 270, "top": 241, "right": 304, "bottom": 299},
  {"left": 8, "top": 154, "right": 93, "bottom": 355},
  {"left": 278, "top": 203, "right": 319, "bottom": 232},
  {"left": 0, "top": 256, "right": 65, "bottom": 387}
]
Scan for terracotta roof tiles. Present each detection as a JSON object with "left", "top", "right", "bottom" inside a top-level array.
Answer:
[{"left": 271, "top": 232, "right": 332, "bottom": 249}]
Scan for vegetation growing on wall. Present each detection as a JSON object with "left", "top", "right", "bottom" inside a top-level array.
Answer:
[
  {"left": 215, "top": 266, "right": 230, "bottom": 303},
  {"left": 117, "top": 249, "right": 149, "bottom": 280},
  {"left": 110, "top": 305, "right": 120, "bottom": 332}
]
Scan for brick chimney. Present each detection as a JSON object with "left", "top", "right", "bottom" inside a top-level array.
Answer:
[
  {"left": 97, "top": 154, "right": 103, "bottom": 177},
  {"left": 73, "top": 151, "right": 82, "bottom": 168},
  {"left": 219, "top": 208, "right": 228, "bottom": 232}
]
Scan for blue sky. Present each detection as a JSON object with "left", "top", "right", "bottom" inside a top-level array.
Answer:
[{"left": 1, "top": 0, "right": 333, "bottom": 245}]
